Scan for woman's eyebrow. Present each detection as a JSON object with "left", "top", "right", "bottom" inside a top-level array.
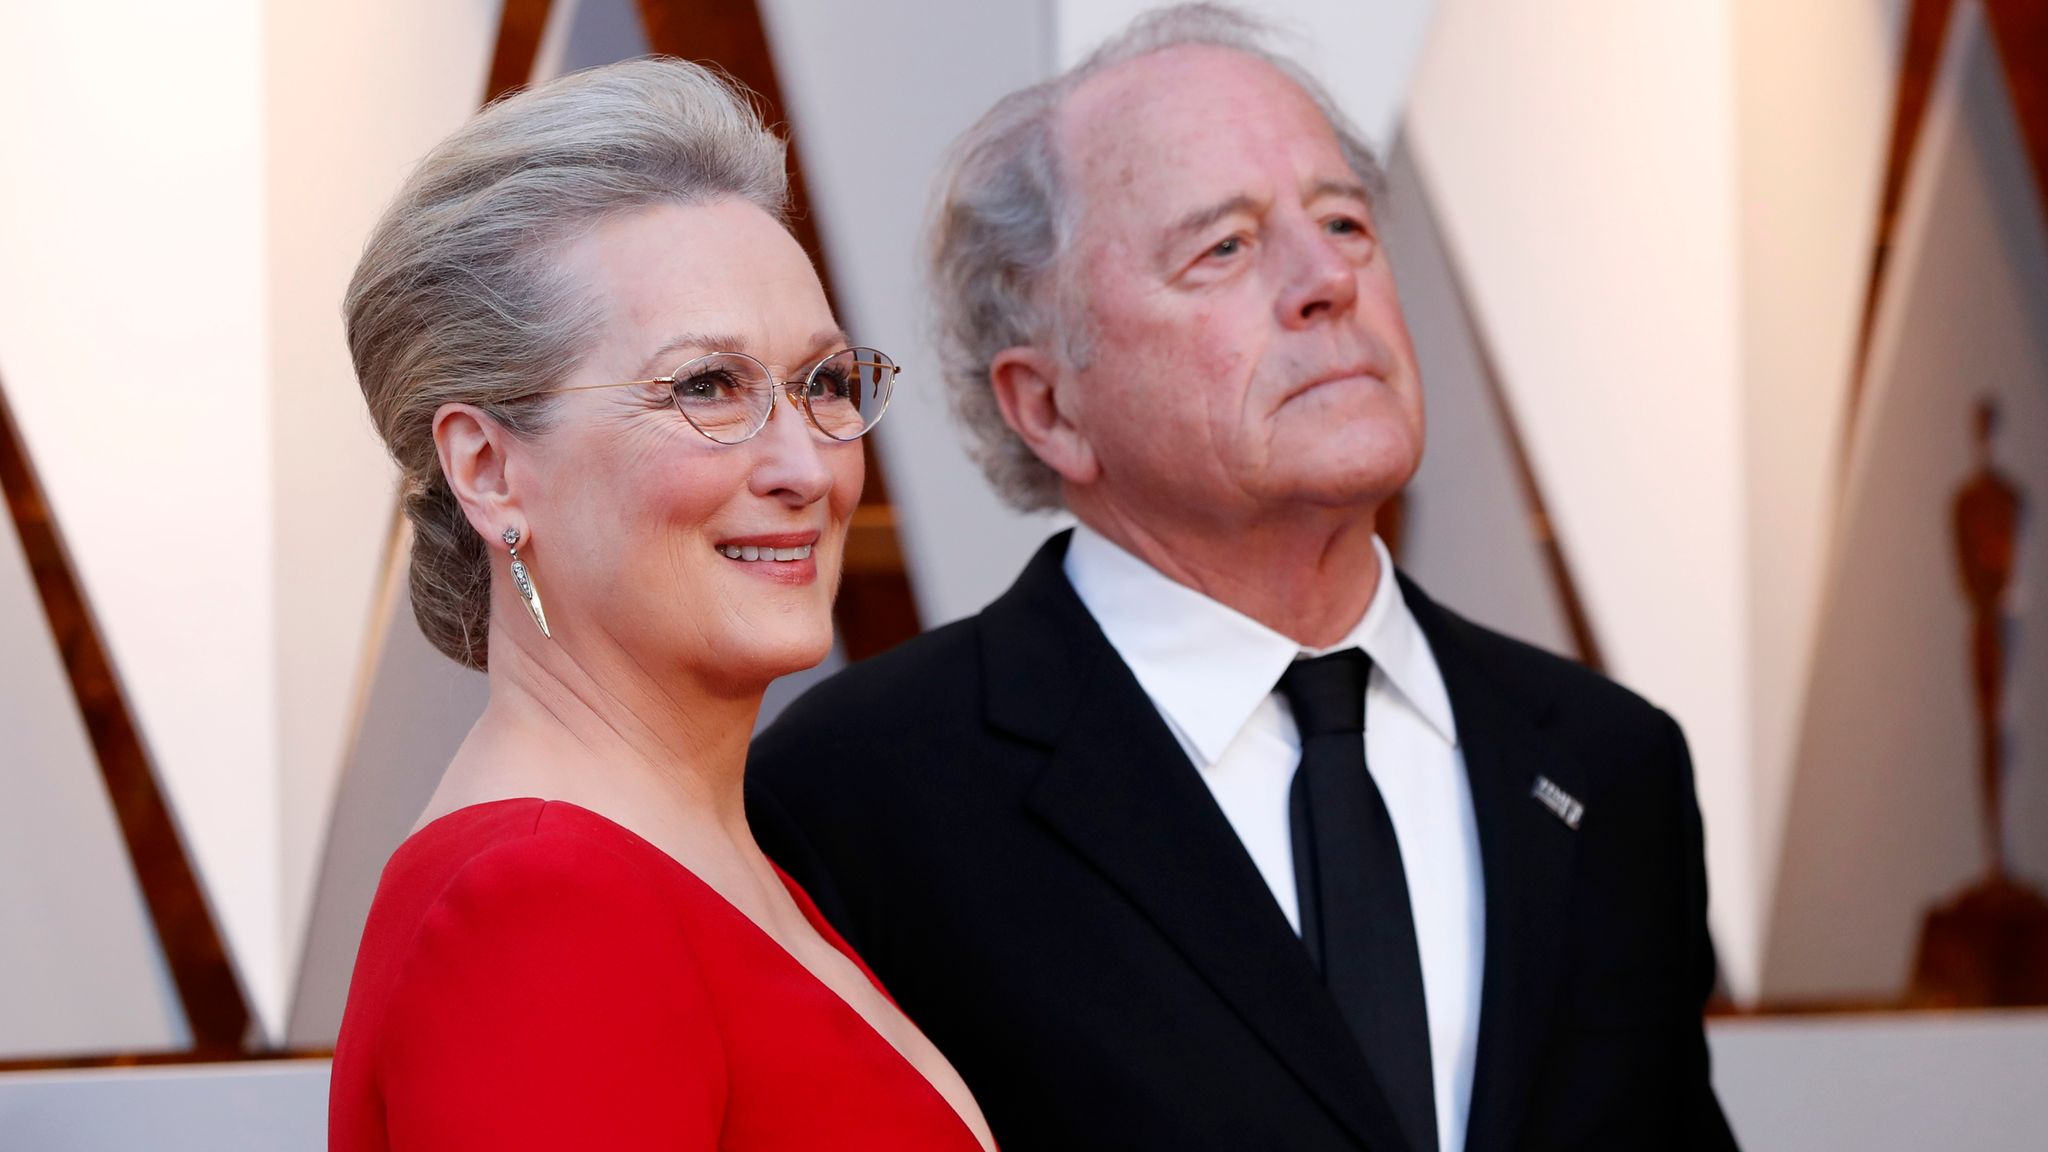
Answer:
[
  {"left": 798, "top": 329, "right": 853, "bottom": 366},
  {"left": 634, "top": 331, "right": 745, "bottom": 378},
  {"left": 637, "top": 328, "right": 851, "bottom": 378}
]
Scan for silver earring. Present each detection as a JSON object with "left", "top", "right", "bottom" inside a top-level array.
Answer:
[{"left": 502, "top": 526, "right": 551, "bottom": 638}]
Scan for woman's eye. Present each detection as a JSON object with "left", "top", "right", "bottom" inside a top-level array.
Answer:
[
  {"left": 808, "top": 368, "right": 854, "bottom": 400},
  {"left": 674, "top": 370, "right": 741, "bottom": 401}
]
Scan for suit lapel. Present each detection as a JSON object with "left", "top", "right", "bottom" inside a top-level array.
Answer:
[
  {"left": 1402, "top": 579, "right": 1581, "bottom": 1152},
  {"left": 984, "top": 533, "right": 1412, "bottom": 1152}
]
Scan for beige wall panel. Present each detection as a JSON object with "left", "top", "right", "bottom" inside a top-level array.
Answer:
[
  {"left": 1404, "top": 0, "right": 1756, "bottom": 994},
  {"left": 0, "top": 501, "right": 183, "bottom": 1057},
  {"left": 1380, "top": 143, "right": 1575, "bottom": 658},
  {"left": 1764, "top": 7, "right": 2048, "bottom": 999},
  {"left": 1735, "top": 0, "right": 1903, "bottom": 956},
  {"left": 264, "top": 0, "right": 501, "bottom": 1023},
  {"left": 0, "top": 0, "right": 280, "bottom": 1028}
]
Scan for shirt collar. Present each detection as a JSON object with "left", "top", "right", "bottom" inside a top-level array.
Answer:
[{"left": 1062, "top": 524, "right": 1457, "bottom": 764}]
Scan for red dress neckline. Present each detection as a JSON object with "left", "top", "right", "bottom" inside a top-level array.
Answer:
[{"left": 419, "top": 797, "right": 979, "bottom": 1142}]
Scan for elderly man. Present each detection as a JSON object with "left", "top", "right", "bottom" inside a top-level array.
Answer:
[{"left": 748, "top": 6, "right": 1736, "bottom": 1151}]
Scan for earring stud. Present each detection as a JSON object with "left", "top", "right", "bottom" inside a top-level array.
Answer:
[{"left": 502, "top": 526, "right": 551, "bottom": 639}]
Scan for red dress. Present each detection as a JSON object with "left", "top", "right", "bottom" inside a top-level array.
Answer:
[{"left": 329, "top": 798, "right": 986, "bottom": 1150}]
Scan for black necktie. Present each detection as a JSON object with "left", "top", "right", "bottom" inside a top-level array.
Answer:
[{"left": 1281, "top": 649, "right": 1437, "bottom": 1152}]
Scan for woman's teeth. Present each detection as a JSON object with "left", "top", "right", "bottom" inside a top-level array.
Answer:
[{"left": 718, "top": 544, "right": 814, "bottom": 562}]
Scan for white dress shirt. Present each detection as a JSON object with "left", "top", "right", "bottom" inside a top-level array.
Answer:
[{"left": 1064, "top": 524, "right": 1484, "bottom": 1152}]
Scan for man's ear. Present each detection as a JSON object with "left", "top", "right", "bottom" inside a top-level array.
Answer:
[
  {"left": 989, "top": 345, "right": 1099, "bottom": 486},
  {"left": 433, "top": 402, "right": 521, "bottom": 542}
]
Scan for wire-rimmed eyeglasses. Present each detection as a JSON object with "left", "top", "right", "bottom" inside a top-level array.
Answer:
[{"left": 556, "top": 347, "right": 899, "bottom": 444}]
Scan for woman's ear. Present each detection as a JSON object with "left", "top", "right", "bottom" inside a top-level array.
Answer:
[
  {"left": 433, "top": 402, "right": 519, "bottom": 542},
  {"left": 989, "top": 345, "right": 1099, "bottom": 487}
]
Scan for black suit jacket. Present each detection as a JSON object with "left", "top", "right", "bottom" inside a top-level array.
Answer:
[{"left": 748, "top": 532, "right": 1737, "bottom": 1151}]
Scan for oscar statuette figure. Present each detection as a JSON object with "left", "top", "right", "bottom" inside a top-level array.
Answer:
[{"left": 1910, "top": 397, "right": 2048, "bottom": 1007}]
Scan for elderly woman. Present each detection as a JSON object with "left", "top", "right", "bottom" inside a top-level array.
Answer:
[{"left": 326, "top": 59, "right": 994, "bottom": 1152}]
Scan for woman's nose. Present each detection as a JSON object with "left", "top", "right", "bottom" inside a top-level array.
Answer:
[{"left": 750, "top": 387, "right": 835, "bottom": 504}]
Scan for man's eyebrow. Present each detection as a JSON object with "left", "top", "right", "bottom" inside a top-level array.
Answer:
[
  {"left": 1304, "top": 177, "right": 1372, "bottom": 205},
  {"left": 1156, "top": 181, "right": 1370, "bottom": 262},
  {"left": 1162, "top": 194, "right": 1262, "bottom": 252}
]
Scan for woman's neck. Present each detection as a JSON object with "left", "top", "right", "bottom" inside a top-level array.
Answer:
[{"left": 423, "top": 627, "right": 764, "bottom": 852}]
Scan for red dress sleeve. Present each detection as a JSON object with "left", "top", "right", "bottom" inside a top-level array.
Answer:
[{"left": 372, "top": 829, "right": 726, "bottom": 1149}]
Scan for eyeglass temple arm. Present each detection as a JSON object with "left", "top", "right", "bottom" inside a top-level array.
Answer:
[
  {"left": 550, "top": 358, "right": 897, "bottom": 396},
  {"left": 553, "top": 378, "right": 671, "bottom": 394}
]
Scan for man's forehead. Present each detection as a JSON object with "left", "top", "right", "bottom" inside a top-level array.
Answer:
[{"left": 1058, "top": 45, "right": 1345, "bottom": 206}]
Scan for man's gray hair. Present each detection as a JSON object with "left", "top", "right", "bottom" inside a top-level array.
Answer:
[
  {"left": 926, "top": 2, "right": 1385, "bottom": 512},
  {"left": 346, "top": 57, "right": 789, "bottom": 671}
]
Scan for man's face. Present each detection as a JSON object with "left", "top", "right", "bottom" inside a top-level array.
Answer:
[{"left": 1054, "top": 46, "right": 1423, "bottom": 530}]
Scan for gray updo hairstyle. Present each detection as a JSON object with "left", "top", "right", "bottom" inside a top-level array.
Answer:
[
  {"left": 346, "top": 57, "right": 790, "bottom": 671},
  {"left": 926, "top": 2, "right": 1384, "bottom": 511}
]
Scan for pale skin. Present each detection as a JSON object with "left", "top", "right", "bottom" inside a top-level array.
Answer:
[
  {"left": 991, "top": 46, "right": 1427, "bottom": 648},
  {"left": 421, "top": 198, "right": 995, "bottom": 1152}
]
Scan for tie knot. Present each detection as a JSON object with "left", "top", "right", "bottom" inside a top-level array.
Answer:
[{"left": 1276, "top": 648, "right": 1372, "bottom": 737}]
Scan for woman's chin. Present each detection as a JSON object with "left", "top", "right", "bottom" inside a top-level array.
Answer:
[{"left": 721, "top": 623, "right": 839, "bottom": 682}]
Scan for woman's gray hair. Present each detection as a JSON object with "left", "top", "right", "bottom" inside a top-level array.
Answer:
[
  {"left": 927, "top": 2, "right": 1385, "bottom": 512},
  {"left": 346, "top": 57, "right": 790, "bottom": 671}
]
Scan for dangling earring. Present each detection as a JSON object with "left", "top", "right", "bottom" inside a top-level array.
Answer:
[{"left": 502, "top": 526, "right": 552, "bottom": 638}]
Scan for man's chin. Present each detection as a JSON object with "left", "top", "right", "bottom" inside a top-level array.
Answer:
[
  {"left": 1248, "top": 473, "right": 1409, "bottom": 518},
  {"left": 1261, "top": 445, "right": 1418, "bottom": 510}
]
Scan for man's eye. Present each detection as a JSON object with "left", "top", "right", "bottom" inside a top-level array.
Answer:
[
  {"left": 1209, "top": 236, "right": 1244, "bottom": 258},
  {"left": 1326, "top": 217, "right": 1362, "bottom": 235}
]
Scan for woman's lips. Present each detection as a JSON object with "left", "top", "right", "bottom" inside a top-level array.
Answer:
[
  {"left": 717, "top": 542, "right": 814, "bottom": 562},
  {"left": 713, "top": 532, "right": 822, "bottom": 583}
]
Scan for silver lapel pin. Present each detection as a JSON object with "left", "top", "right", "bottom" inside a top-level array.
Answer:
[{"left": 1531, "top": 775, "right": 1585, "bottom": 830}]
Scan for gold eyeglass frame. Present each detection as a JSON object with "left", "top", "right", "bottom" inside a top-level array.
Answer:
[{"left": 554, "top": 347, "right": 900, "bottom": 444}]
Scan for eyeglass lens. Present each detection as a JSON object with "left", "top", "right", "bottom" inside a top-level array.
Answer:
[{"left": 669, "top": 348, "right": 895, "bottom": 444}]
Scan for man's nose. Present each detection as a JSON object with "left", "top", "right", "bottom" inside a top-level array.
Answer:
[{"left": 1276, "top": 221, "right": 1359, "bottom": 328}]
